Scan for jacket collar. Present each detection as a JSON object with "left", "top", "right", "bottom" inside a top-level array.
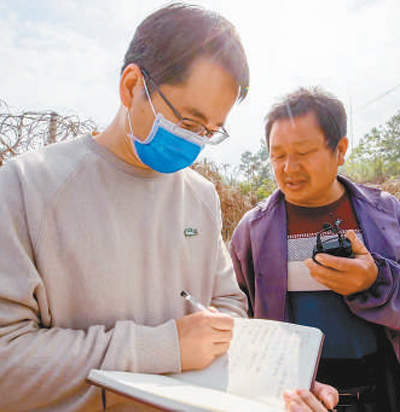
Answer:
[
  {"left": 251, "top": 174, "right": 386, "bottom": 222},
  {"left": 337, "top": 175, "right": 388, "bottom": 212}
]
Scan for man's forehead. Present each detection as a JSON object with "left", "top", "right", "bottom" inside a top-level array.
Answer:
[
  {"left": 270, "top": 132, "right": 324, "bottom": 148},
  {"left": 271, "top": 138, "right": 318, "bottom": 147},
  {"left": 159, "top": 59, "right": 237, "bottom": 126},
  {"left": 272, "top": 111, "right": 320, "bottom": 130},
  {"left": 270, "top": 114, "right": 325, "bottom": 145},
  {"left": 182, "top": 106, "right": 225, "bottom": 128}
]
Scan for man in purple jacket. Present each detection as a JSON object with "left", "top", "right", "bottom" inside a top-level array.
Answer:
[{"left": 230, "top": 87, "right": 400, "bottom": 412}]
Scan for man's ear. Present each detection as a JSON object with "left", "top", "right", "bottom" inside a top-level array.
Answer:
[
  {"left": 336, "top": 137, "right": 349, "bottom": 166},
  {"left": 120, "top": 64, "right": 143, "bottom": 109}
]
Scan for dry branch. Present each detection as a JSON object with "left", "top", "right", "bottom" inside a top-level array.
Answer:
[{"left": 0, "top": 104, "right": 96, "bottom": 165}]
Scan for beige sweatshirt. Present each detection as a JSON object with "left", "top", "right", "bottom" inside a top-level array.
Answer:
[{"left": 0, "top": 135, "right": 247, "bottom": 411}]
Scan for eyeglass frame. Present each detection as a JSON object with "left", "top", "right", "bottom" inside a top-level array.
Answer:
[{"left": 140, "top": 68, "right": 230, "bottom": 145}]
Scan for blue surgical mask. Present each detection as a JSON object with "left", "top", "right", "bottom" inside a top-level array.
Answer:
[{"left": 126, "top": 80, "right": 206, "bottom": 174}]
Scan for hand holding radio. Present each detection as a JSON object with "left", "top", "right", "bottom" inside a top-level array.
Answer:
[
  {"left": 312, "top": 218, "right": 353, "bottom": 261},
  {"left": 305, "top": 223, "right": 378, "bottom": 296}
]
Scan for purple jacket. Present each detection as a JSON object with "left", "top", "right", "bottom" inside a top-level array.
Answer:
[{"left": 230, "top": 175, "right": 400, "bottom": 361}]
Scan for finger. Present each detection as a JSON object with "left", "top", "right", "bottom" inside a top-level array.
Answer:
[
  {"left": 345, "top": 230, "right": 369, "bottom": 255},
  {"left": 295, "top": 389, "right": 328, "bottom": 411},
  {"left": 207, "top": 306, "right": 219, "bottom": 313},
  {"left": 304, "top": 259, "right": 337, "bottom": 289},
  {"left": 211, "top": 329, "right": 233, "bottom": 343},
  {"left": 312, "top": 381, "right": 339, "bottom": 410},
  {"left": 284, "top": 392, "right": 312, "bottom": 412},
  {"left": 312, "top": 253, "right": 352, "bottom": 271},
  {"left": 305, "top": 258, "right": 343, "bottom": 280},
  {"left": 208, "top": 313, "right": 234, "bottom": 331},
  {"left": 308, "top": 272, "right": 344, "bottom": 292},
  {"left": 213, "top": 341, "right": 230, "bottom": 356},
  {"left": 311, "top": 252, "right": 365, "bottom": 273},
  {"left": 286, "top": 401, "right": 311, "bottom": 412}
]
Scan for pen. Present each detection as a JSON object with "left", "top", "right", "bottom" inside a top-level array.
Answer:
[{"left": 180, "top": 290, "right": 207, "bottom": 312}]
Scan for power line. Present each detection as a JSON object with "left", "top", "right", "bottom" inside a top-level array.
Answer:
[{"left": 356, "top": 83, "right": 400, "bottom": 112}]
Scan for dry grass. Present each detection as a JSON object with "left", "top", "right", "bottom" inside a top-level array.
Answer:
[
  {"left": 192, "top": 161, "right": 258, "bottom": 242},
  {"left": 380, "top": 178, "right": 400, "bottom": 200}
]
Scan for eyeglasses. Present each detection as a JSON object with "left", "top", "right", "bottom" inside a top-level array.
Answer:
[{"left": 141, "top": 69, "right": 230, "bottom": 145}]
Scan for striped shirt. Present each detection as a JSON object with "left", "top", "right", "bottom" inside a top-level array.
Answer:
[{"left": 286, "top": 191, "right": 379, "bottom": 359}]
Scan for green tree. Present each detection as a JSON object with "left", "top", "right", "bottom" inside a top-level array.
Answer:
[
  {"left": 239, "top": 150, "right": 258, "bottom": 183},
  {"left": 380, "top": 111, "right": 400, "bottom": 176},
  {"left": 239, "top": 139, "right": 276, "bottom": 200},
  {"left": 343, "top": 109, "right": 400, "bottom": 182}
]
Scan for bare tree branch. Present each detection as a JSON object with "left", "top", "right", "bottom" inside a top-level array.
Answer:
[{"left": 0, "top": 103, "right": 97, "bottom": 164}]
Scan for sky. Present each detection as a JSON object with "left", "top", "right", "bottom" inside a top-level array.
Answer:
[{"left": 1, "top": 0, "right": 399, "bottom": 167}]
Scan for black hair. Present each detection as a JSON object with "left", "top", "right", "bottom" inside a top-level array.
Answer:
[
  {"left": 265, "top": 87, "right": 347, "bottom": 151},
  {"left": 121, "top": 3, "right": 249, "bottom": 101}
]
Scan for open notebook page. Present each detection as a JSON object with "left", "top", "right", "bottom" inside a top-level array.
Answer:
[
  {"left": 169, "top": 318, "right": 323, "bottom": 405},
  {"left": 88, "top": 370, "right": 283, "bottom": 412}
]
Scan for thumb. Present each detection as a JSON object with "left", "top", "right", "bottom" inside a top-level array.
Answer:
[{"left": 345, "top": 230, "right": 368, "bottom": 255}]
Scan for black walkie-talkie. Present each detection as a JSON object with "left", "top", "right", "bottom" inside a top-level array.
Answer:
[{"left": 312, "top": 218, "right": 353, "bottom": 263}]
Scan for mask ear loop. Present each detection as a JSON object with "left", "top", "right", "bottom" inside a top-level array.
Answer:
[
  {"left": 142, "top": 76, "right": 157, "bottom": 117},
  {"left": 125, "top": 106, "right": 135, "bottom": 135},
  {"left": 124, "top": 71, "right": 156, "bottom": 136},
  {"left": 124, "top": 106, "right": 142, "bottom": 157}
]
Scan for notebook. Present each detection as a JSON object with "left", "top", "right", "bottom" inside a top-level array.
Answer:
[{"left": 88, "top": 318, "right": 324, "bottom": 411}]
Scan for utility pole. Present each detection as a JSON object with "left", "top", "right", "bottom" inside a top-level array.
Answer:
[
  {"left": 349, "top": 97, "right": 354, "bottom": 151},
  {"left": 48, "top": 112, "right": 58, "bottom": 144}
]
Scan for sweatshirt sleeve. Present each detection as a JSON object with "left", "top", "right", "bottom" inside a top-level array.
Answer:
[
  {"left": 229, "top": 211, "right": 256, "bottom": 318},
  {"left": 0, "top": 164, "right": 181, "bottom": 411},
  {"left": 209, "top": 189, "right": 248, "bottom": 318}
]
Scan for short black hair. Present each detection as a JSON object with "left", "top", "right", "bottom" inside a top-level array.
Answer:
[
  {"left": 121, "top": 3, "right": 249, "bottom": 102},
  {"left": 265, "top": 87, "right": 347, "bottom": 151}
]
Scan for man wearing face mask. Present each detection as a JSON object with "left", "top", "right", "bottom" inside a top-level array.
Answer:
[{"left": 0, "top": 4, "right": 337, "bottom": 411}]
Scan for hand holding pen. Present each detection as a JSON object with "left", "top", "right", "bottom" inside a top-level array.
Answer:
[
  {"left": 180, "top": 290, "right": 208, "bottom": 312},
  {"left": 176, "top": 290, "right": 234, "bottom": 371}
]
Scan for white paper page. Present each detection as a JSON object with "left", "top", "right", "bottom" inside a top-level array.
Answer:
[
  {"left": 170, "top": 318, "right": 322, "bottom": 406},
  {"left": 88, "top": 370, "right": 283, "bottom": 412},
  {"left": 228, "top": 318, "right": 322, "bottom": 402}
]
